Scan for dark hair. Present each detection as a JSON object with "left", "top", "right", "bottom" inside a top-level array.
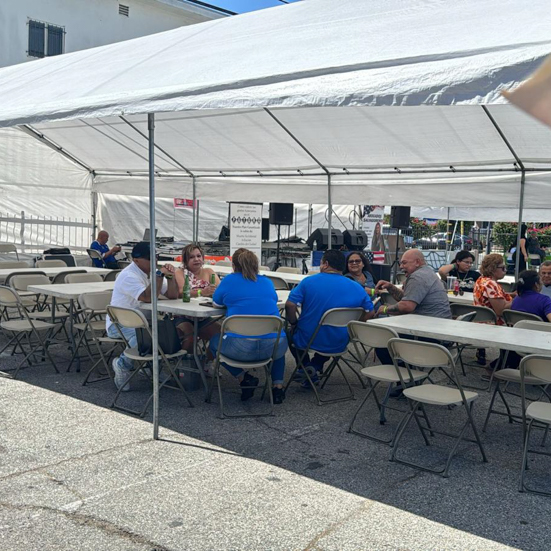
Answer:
[
  {"left": 321, "top": 249, "right": 346, "bottom": 272},
  {"left": 232, "top": 248, "right": 258, "bottom": 281},
  {"left": 344, "top": 251, "right": 374, "bottom": 277},
  {"left": 453, "top": 250, "right": 475, "bottom": 264},
  {"left": 131, "top": 241, "right": 150, "bottom": 259},
  {"left": 181, "top": 243, "right": 204, "bottom": 268},
  {"left": 516, "top": 269, "right": 540, "bottom": 295}
]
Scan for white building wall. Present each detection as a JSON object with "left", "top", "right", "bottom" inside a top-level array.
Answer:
[{"left": 0, "top": 0, "right": 224, "bottom": 68}]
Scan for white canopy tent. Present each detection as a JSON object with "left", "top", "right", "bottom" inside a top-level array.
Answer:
[{"left": 1, "top": 0, "right": 551, "bottom": 433}]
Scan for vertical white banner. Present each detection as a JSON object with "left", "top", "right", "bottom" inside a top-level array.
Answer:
[
  {"left": 229, "top": 202, "right": 263, "bottom": 260},
  {"left": 361, "top": 205, "right": 385, "bottom": 251}
]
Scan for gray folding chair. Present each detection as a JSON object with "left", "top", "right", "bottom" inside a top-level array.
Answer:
[
  {"left": 86, "top": 248, "right": 106, "bottom": 268},
  {"left": 69, "top": 291, "right": 124, "bottom": 385},
  {"left": 499, "top": 281, "right": 516, "bottom": 294},
  {"left": 0, "top": 243, "right": 19, "bottom": 260},
  {"left": 483, "top": 320, "right": 551, "bottom": 433},
  {"left": 117, "top": 260, "right": 131, "bottom": 269},
  {"left": 347, "top": 321, "right": 429, "bottom": 445},
  {"left": 65, "top": 273, "right": 104, "bottom": 284},
  {"left": 106, "top": 305, "right": 193, "bottom": 417},
  {"left": 0, "top": 285, "right": 59, "bottom": 378},
  {"left": 503, "top": 309, "right": 542, "bottom": 326},
  {"left": 395, "top": 273, "right": 407, "bottom": 285},
  {"left": 0, "top": 261, "right": 29, "bottom": 269},
  {"left": 276, "top": 266, "right": 300, "bottom": 274},
  {"left": 0, "top": 272, "right": 44, "bottom": 319},
  {"left": 285, "top": 307, "right": 365, "bottom": 406},
  {"left": 519, "top": 355, "right": 551, "bottom": 495},
  {"left": 388, "top": 338, "right": 488, "bottom": 478},
  {"left": 36, "top": 259, "right": 67, "bottom": 268},
  {"left": 206, "top": 315, "right": 284, "bottom": 419},
  {"left": 378, "top": 292, "right": 398, "bottom": 306},
  {"left": 103, "top": 270, "right": 122, "bottom": 282},
  {"left": 267, "top": 275, "right": 289, "bottom": 290}
]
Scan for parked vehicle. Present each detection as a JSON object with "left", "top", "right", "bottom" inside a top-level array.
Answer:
[{"left": 416, "top": 232, "right": 472, "bottom": 250}]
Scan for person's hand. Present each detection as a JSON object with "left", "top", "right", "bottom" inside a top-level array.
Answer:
[
  {"left": 376, "top": 305, "right": 388, "bottom": 317},
  {"left": 375, "top": 280, "right": 391, "bottom": 293},
  {"left": 114, "top": 245, "right": 122, "bottom": 252},
  {"left": 201, "top": 286, "right": 215, "bottom": 297},
  {"left": 161, "top": 263, "right": 175, "bottom": 276}
]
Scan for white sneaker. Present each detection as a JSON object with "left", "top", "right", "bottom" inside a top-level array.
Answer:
[{"left": 112, "top": 358, "right": 131, "bottom": 392}]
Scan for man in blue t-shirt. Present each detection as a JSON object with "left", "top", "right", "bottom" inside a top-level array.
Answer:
[
  {"left": 90, "top": 230, "right": 121, "bottom": 269},
  {"left": 285, "top": 249, "right": 374, "bottom": 385}
]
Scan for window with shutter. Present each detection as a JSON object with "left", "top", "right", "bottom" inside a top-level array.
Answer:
[
  {"left": 47, "top": 25, "right": 64, "bottom": 56},
  {"left": 28, "top": 20, "right": 45, "bottom": 58}
]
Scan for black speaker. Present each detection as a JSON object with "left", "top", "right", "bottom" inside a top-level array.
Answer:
[
  {"left": 306, "top": 228, "right": 343, "bottom": 250},
  {"left": 390, "top": 206, "right": 411, "bottom": 229},
  {"left": 262, "top": 218, "right": 270, "bottom": 241},
  {"left": 343, "top": 230, "right": 367, "bottom": 251},
  {"left": 370, "top": 263, "right": 391, "bottom": 282},
  {"left": 269, "top": 203, "right": 294, "bottom": 226}
]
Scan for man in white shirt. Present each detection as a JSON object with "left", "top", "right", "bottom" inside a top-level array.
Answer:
[
  {"left": 540, "top": 261, "right": 551, "bottom": 298},
  {"left": 107, "top": 241, "right": 178, "bottom": 391}
]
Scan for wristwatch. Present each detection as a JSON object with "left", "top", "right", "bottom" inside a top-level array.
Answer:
[{"left": 155, "top": 269, "right": 164, "bottom": 278}]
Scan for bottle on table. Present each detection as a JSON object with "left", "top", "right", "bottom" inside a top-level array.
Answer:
[
  {"left": 210, "top": 273, "right": 216, "bottom": 286},
  {"left": 182, "top": 274, "right": 191, "bottom": 303},
  {"left": 453, "top": 279, "right": 460, "bottom": 296}
]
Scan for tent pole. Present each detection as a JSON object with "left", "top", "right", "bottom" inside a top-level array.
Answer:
[
  {"left": 148, "top": 113, "right": 160, "bottom": 440},
  {"left": 192, "top": 176, "right": 197, "bottom": 242},
  {"left": 195, "top": 200, "right": 200, "bottom": 243},
  {"left": 327, "top": 175, "right": 332, "bottom": 250},
  {"left": 91, "top": 190, "right": 98, "bottom": 242},
  {"left": 481, "top": 105, "right": 527, "bottom": 280}
]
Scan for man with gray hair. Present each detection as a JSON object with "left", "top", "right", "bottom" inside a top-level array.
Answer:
[{"left": 540, "top": 260, "right": 551, "bottom": 298}]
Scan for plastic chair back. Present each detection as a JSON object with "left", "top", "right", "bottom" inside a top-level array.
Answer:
[
  {"left": 0, "top": 243, "right": 18, "bottom": 256},
  {"left": 450, "top": 303, "right": 497, "bottom": 324},
  {"left": 52, "top": 270, "right": 87, "bottom": 284},
  {"left": 107, "top": 305, "right": 149, "bottom": 330},
  {"left": 348, "top": 321, "right": 399, "bottom": 349},
  {"left": 379, "top": 292, "right": 398, "bottom": 306},
  {"left": 5, "top": 270, "right": 47, "bottom": 287},
  {"left": 65, "top": 273, "right": 104, "bottom": 284},
  {"left": 87, "top": 248, "right": 104, "bottom": 261},
  {"left": 503, "top": 309, "right": 542, "bottom": 326},
  {"left": 36, "top": 259, "right": 67, "bottom": 268},
  {"left": 221, "top": 315, "right": 283, "bottom": 338},
  {"left": 267, "top": 275, "right": 289, "bottom": 290},
  {"left": 320, "top": 307, "right": 365, "bottom": 328},
  {"left": 117, "top": 260, "right": 131, "bottom": 269},
  {"left": 260, "top": 266, "right": 270, "bottom": 271},
  {"left": 0, "top": 285, "right": 21, "bottom": 306},
  {"left": 515, "top": 320, "right": 551, "bottom": 333},
  {"left": 103, "top": 270, "right": 121, "bottom": 282},
  {"left": 520, "top": 355, "right": 551, "bottom": 384},
  {"left": 456, "top": 311, "right": 477, "bottom": 323},
  {"left": 79, "top": 291, "right": 113, "bottom": 312},
  {"left": 388, "top": 338, "right": 451, "bottom": 369},
  {"left": 0, "top": 261, "right": 27, "bottom": 269},
  {"left": 276, "top": 266, "right": 300, "bottom": 274},
  {"left": 10, "top": 274, "right": 50, "bottom": 291},
  {"left": 499, "top": 281, "right": 515, "bottom": 294}
]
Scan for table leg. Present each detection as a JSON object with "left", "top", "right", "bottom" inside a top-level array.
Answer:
[
  {"left": 70, "top": 299, "right": 80, "bottom": 373},
  {"left": 192, "top": 318, "right": 209, "bottom": 398}
]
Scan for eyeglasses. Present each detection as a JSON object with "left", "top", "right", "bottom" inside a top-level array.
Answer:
[
  {"left": 348, "top": 259, "right": 362, "bottom": 264},
  {"left": 496, "top": 265, "right": 506, "bottom": 270}
]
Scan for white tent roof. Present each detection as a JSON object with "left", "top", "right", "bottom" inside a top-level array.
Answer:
[{"left": 0, "top": 0, "right": 550, "bottom": 211}]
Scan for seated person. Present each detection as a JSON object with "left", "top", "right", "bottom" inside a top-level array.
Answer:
[
  {"left": 374, "top": 249, "right": 452, "bottom": 365},
  {"left": 209, "top": 248, "right": 288, "bottom": 404},
  {"left": 512, "top": 270, "right": 551, "bottom": 322},
  {"left": 438, "top": 250, "right": 480, "bottom": 293},
  {"left": 540, "top": 261, "right": 551, "bottom": 298},
  {"left": 473, "top": 253, "right": 513, "bottom": 325},
  {"left": 174, "top": 244, "right": 221, "bottom": 357},
  {"left": 90, "top": 230, "right": 121, "bottom": 269},
  {"left": 106, "top": 241, "right": 178, "bottom": 391},
  {"left": 527, "top": 233, "right": 547, "bottom": 263},
  {"left": 285, "top": 249, "right": 374, "bottom": 387},
  {"left": 343, "top": 251, "right": 378, "bottom": 297}
]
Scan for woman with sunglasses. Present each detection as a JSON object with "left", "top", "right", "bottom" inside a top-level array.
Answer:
[
  {"left": 473, "top": 253, "right": 513, "bottom": 325},
  {"left": 343, "top": 251, "right": 378, "bottom": 297},
  {"left": 438, "top": 250, "right": 480, "bottom": 293}
]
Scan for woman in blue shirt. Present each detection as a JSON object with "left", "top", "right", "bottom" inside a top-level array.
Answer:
[
  {"left": 343, "top": 251, "right": 377, "bottom": 297},
  {"left": 210, "top": 249, "right": 288, "bottom": 404},
  {"left": 512, "top": 270, "right": 551, "bottom": 322}
]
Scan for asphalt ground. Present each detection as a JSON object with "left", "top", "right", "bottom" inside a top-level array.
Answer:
[{"left": 1, "top": 327, "right": 550, "bottom": 550}]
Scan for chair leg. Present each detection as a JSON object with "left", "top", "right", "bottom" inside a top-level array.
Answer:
[
  {"left": 519, "top": 419, "right": 533, "bottom": 492},
  {"left": 482, "top": 382, "right": 500, "bottom": 432}
]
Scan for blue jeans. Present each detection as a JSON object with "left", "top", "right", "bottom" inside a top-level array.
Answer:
[
  {"left": 107, "top": 324, "right": 137, "bottom": 371},
  {"left": 209, "top": 334, "right": 288, "bottom": 385}
]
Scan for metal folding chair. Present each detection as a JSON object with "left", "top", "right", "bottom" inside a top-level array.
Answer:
[
  {"left": 503, "top": 309, "right": 542, "bottom": 326},
  {"left": 103, "top": 270, "right": 121, "bottom": 282},
  {"left": 285, "top": 307, "right": 365, "bottom": 405},
  {"left": 0, "top": 244, "right": 19, "bottom": 260},
  {"left": 86, "top": 248, "right": 106, "bottom": 268},
  {"left": 206, "top": 315, "right": 284, "bottom": 418},
  {"left": 267, "top": 275, "right": 289, "bottom": 290},
  {"left": 65, "top": 273, "right": 104, "bottom": 284},
  {"left": 519, "top": 355, "right": 551, "bottom": 495},
  {"left": 388, "top": 338, "right": 488, "bottom": 478},
  {"left": 36, "top": 259, "right": 67, "bottom": 268},
  {"left": 347, "top": 321, "right": 429, "bottom": 445},
  {"left": 499, "top": 281, "right": 516, "bottom": 294},
  {"left": 483, "top": 320, "right": 551, "bottom": 433},
  {"left": 0, "top": 285, "right": 59, "bottom": 378},
  {"left": 276, "top": 266, "right": 300, "bottom": 274},
  {"left": 117, "top": 260, "right": 131, "bottom": 269},
  {"left": 0, "top": 261, "right": 29, "bottom": 269},
  {"left": 106, "top": 305, "right": 193, "bottom": 417}
]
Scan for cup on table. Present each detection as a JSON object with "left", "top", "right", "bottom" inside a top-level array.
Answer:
[{"left": 447, "top": 276, "right": 457, "bottom": 294}]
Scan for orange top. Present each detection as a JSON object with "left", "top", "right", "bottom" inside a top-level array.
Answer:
[{"left": 473, "top": 277, "right": 512, "bottom": 325}]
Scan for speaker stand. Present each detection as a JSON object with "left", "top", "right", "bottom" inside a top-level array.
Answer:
[
  {"left": 274, "top": 224, "right": 282, "bottom": 271},
  {"left": 390, "top": 229, "right": 401, "bottom": 284}
]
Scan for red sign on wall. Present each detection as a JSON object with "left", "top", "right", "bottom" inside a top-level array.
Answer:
[{"left": 173, "top": 198, "right": 195, "bottom": 209}]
